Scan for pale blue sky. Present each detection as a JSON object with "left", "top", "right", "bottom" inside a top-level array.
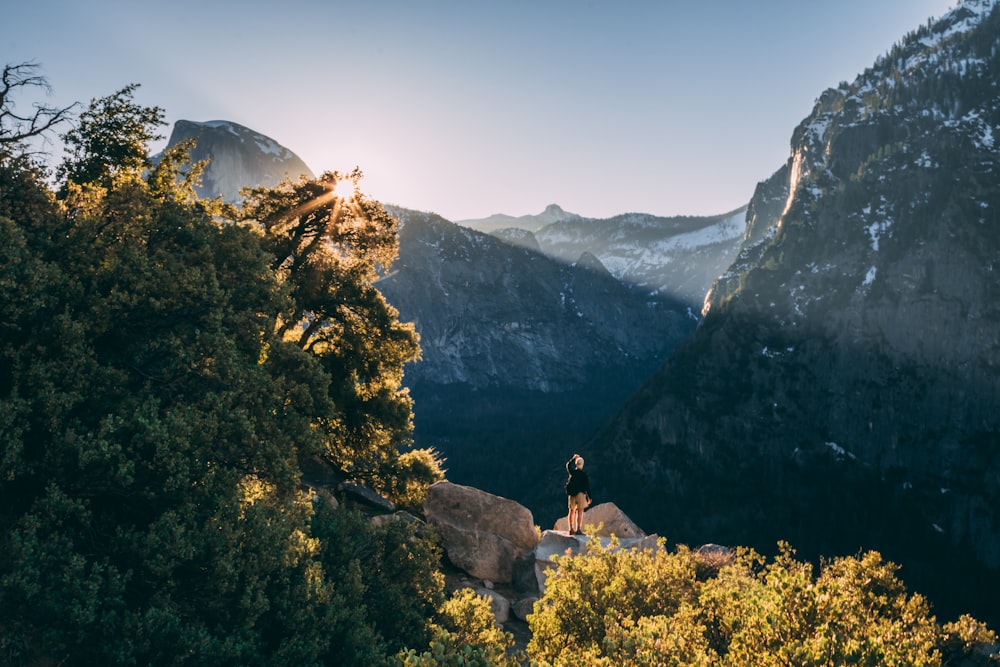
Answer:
[{"left": 6, "top": 0, "right": 956, "bottom": 220}]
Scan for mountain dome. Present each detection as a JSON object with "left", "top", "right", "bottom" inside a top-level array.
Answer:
[{"left": 163, "top": 119, "right": 314, "bottom": 201}]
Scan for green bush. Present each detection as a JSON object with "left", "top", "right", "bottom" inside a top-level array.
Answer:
[
  {"left": 527, "top": 539, "right": 997, "bottom": 666},
  {"left": 384, "top": 447, "right": 447, "bottom": 514},
  {"left": 391, "top": 588, "right": 524, "bottom": 667}
]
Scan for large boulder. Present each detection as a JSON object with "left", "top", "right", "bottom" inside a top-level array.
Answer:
[
  {"left": 533, "top": 530, "right": 659, "bottom": 592},
  {"left": 533, "top": 530, "right": 583, "bottom": 592},
  {"left": 424, "top": 481, "right": 539, "bottom": 583},
  {"left": 553, "top": 501, "right": 645, "bottom": 538}
]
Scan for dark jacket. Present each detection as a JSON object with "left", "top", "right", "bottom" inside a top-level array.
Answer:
[{"left": 565, "top": 458, "right": 591, "bottom": 497}]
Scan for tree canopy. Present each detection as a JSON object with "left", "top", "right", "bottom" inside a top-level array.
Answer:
[{"left": 0, "top": 74, "right": 436, "bottom": 666}]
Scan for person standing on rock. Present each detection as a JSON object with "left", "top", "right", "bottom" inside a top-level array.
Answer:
[{"left": 565, "top": 454, "right": 592, "bottom": 535}]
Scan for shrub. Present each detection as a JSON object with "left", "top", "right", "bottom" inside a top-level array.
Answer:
[
  {"left": 391, "top": 588, "right": 523, "bottom": 667},
  {"left": 385, "top": 447, "right": 447, "bottom": 514},
  {"left": 528, "top": 539, "right": 997, "bottom": 666}
]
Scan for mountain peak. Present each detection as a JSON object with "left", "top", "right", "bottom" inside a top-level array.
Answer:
[
  {"left": 164, "top": 120, "right": 314, "bottom": 201},
  {"left": 457, "top": 203, "right": 580, "bottom": 233}
]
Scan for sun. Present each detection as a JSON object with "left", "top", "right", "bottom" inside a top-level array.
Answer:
[{"left": 333, "top": 178, "right": 355, "bottom": 200}]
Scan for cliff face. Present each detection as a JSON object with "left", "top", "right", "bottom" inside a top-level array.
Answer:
[
  {"left": 164, "top": 120, "right": 314, "bottom": 201},
  {"left": 381, "top": 208, "right": 693, "bottom": 392},
  {"left": 591, "top": 1, "right": 1000, "bottom": 625}
]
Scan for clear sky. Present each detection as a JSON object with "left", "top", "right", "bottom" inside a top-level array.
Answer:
[{"left": 6, "top": 0, "right": 957, "bottom": 221}]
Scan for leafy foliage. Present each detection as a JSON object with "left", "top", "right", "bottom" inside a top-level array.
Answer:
[
  {"left": 236, "top": 170, "right": 421, "bottom": 490},
  {"left": 392, "top": 588, "right": 524, "bottom": 667},
  {"left": 384, "top": 447, "right": 447, "bottom": 514},
  {"left": 57, "top": 83, "right": 165, "bottom": 190},
  {"left": 0, "top": 78, "right": 442, "bottom": 666},
  {"left": 528, "top": 539, "right": 997, "bottom": 666}
]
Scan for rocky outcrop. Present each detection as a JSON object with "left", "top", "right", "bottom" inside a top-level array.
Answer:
[
  {"left": 552, "top": 502, "right": 645, "bottom": 539},
  {"left": 423, "top": 481, "right": 539, "bottom": 584},
  {"left": 425, "top": 484, "right": 662, "bottom": 625}
]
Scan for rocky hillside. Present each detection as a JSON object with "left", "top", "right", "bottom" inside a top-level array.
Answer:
[
  {"left": 588, "top": 0, "right": 1000, "bottom": 626},
  {"left": 378, "top": 208, "right": 695, "bottom": 512},
  {"left": 381, "top": 208, "right": 692, "bottom": 392},
  {"left": 163, "top": 119, "right": 314, "bottom": 201}
]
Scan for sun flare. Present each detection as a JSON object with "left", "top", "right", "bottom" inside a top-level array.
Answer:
[{"left": 333, "top": 178, "right": 355, "bottom": 200}]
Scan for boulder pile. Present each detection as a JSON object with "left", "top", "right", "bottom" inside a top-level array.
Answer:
[{"left": 422, "top": 481, "right": 662, "bottom": 627}]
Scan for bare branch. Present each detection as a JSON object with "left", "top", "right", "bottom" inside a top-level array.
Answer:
[{"left": 0, "top": 62, "right": 78, "bottom": 147}]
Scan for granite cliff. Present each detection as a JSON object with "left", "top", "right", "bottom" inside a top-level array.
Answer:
[
  {"left": 588, "top": 0, "right": 1000, "bottom": 626},
  {"left": 163, "top": 119, "right": 314, "bottom": 201}
]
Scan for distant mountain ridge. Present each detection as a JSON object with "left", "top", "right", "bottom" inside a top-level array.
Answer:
[
  {"left": 589, "top": 0, "right": 1000, "bottom": 626},
  {"left": 458, "top": 203, "right": 580, "bottom": 232},
  {"left": 466, "top": 205, "right": 747, "bottom": 307}
]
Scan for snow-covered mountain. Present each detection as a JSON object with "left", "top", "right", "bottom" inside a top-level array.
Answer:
[
  {"left": 591, "top": 0, "right": 1000, "bottom": 626},
  {"left": 469, "top": 206, "right": 747, "bottom": 307},
  {"left": 163, "top": 120, "right": 314, "bottom": 201}
]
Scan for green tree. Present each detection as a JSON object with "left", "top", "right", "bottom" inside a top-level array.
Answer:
[
  {"left": 0, "top": 85, "right": 443, "bottom": 666},
  {"left": 57, "top": 83, "right": 165, "bottom": 190},
  {"left": 384, "top": 446, "right": 447, "bottom": 514},
  {"left": 392, "top": 588, "right": 524, "bottom": 667},
  {"left": 1, "top": 128, "right": 331, "bottom": 663},
  {"left": 236, "top": 171, "right": 421, "bottom": 491},
  {"left": 528, "top": 538, "right": 705, "bottom": 666}
]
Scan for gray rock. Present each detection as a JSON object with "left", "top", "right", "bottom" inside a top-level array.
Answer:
[
  {"left": 533, "top": 530, "right": 585, "bottom": 593},
  {"left": 424, "top": 481, "right": 539, "bottom": 583},
  {"left": 161, "top": 120, "right": 314, "bottom": 202},
  {"left": 339, "top": 480, "right": 395, "bottom": 512},
  {"left": 474, "top": 587, "right": 511, "bottom": 625},
  {"left": 553, "top": 502, "right": 646, "bottom": 539},
  {"left": 512, "top": 597, "right": 538, "bottom": 622}
]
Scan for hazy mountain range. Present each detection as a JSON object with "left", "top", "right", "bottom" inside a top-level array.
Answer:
[{"left": 162, "top": 0, "right": 1000, "bottom": 627}]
